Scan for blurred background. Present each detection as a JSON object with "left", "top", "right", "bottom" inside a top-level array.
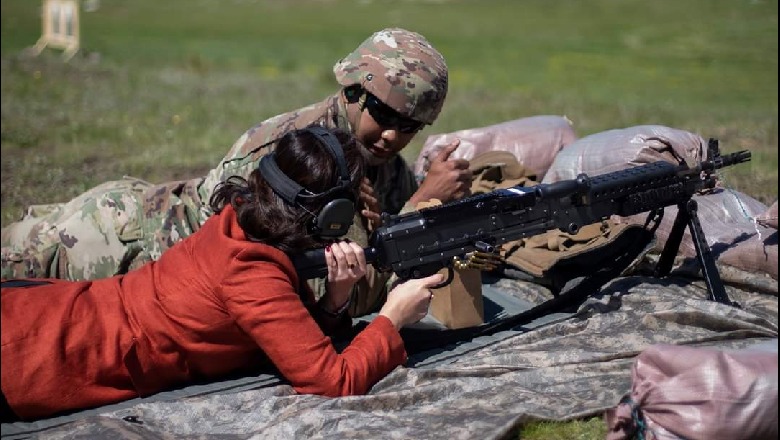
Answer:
[{"left": 2, "top": 0, "right": 777, "bottom": 228}]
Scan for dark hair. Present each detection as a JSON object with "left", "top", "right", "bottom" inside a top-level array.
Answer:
[{"left": 209, "top": 126, "right": 366, "bottom": 253}]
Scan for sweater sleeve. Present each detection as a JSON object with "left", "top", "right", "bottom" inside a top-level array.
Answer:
[{"left": 219, "top": 254, "right": 407, "bottom": 397}]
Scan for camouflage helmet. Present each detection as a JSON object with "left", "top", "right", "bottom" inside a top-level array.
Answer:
[{"left": 333, "top": 28, "right": 448, "bottom": 125}]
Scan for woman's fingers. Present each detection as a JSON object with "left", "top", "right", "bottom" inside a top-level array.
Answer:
[
  {"left": 329, "top": 241, "right": 349, "bottom": 270},
  {"left": 347, "top": 240, "right": 366, "bottom": 271},
  {"left": 329, "top": 240, "right": 365, "bottom": 274}
]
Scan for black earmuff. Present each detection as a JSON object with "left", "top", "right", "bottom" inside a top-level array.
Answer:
[
  {"left": 258, "top": 126, "right": 355, "bottom": 238},
  {"left": 344, "top": 84, "right": 364, "bottom": 104}
]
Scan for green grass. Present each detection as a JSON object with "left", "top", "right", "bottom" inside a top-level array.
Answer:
[
  {"left": 521, "top": 416, "right": 607, "bottom": 440},
  {"left": 1, "top": 0, "right": 777, "bottom": 438}
]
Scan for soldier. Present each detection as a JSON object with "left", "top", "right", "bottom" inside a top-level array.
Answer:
[{"left": 1, "top": 27, "right": 471, "bottom": 315}]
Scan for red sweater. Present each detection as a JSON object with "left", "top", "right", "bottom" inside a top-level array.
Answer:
[{"left": 1, "top": 205, "right": 406, "bottom": 421}]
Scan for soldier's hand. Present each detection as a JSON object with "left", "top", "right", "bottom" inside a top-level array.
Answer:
[
  {"left": 359, "top": 178, "right": 382, "bottom": 231},
  {"left": 410, "top": 139, "right": 471, "bottom": 205}
]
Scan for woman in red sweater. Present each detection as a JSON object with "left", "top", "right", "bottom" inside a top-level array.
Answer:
[{"left": 1, "top": 126, "right": 443, "bottom": 422}]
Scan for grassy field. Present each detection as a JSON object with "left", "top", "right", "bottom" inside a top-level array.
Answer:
[{"left": 1, "top": 0, "right": 777, "bottom": 438}]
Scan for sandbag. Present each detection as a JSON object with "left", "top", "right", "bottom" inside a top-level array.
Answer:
[
  {"left": 541, "top": 125, "right": 707, "bottom": 184},
  {"left": 757, "top": 200, "right": 779, "bottom": 230},
  {"left": 542, "top": 125, "right": 777, "bottom": 281},
  {"left": 605, "top": 341, "right": 779, "bottom": 440},
  {"left": 617, "top": 189, "right": 778, "bottom": 281},
  {"left": 414, "top": 115, "right": 577, "bottom": 181}
]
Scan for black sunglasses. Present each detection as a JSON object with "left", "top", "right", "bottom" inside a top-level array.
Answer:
[{"left": 363, "top": 93, "right": 425, "bottom": 134}]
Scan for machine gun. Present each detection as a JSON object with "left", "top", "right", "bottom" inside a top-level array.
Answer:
[{"left": 292, "top": 139, "right": 751, "bottom": 306}]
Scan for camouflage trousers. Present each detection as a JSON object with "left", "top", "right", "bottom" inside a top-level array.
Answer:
[{"left": 1, "top": 177, "right": 202, "bottom": 281}]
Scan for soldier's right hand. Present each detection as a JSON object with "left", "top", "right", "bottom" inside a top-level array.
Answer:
[{"left": 409, "top": 139, "right": 471, "bottom": 205}]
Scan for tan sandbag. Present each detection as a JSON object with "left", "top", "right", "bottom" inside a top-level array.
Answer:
[
  {"left": 415, "top": 115, "right": 577, "bottom": 181},
  {"left": 542, "top": 125, "right": 707, "bottom": 183},
  {"left": 429, "top": 267, "right": 484, "bottom": 329}
]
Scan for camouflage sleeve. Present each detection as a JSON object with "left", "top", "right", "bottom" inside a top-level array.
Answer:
[
  {"left": 198, "top": 98, "right": 336, "bottom": 210},
  {"left": 374, "top": 155, "right": 419, "bottom": 216}
]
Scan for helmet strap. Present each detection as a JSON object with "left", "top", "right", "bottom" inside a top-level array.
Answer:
[
  {"left": 341, "top": 88, "right": 365, "bottom": 135},
  {"left": 353, "top": 93, "right": 367, "bottom": 134}
]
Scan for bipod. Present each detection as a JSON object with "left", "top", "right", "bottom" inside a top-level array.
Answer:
[{"left": 654, "top": 198, "right": 739, "bottom": 307}]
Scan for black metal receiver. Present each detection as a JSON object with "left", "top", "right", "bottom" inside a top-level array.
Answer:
[{"left": 291, "top": 139, "right": 751, "bottom": 306}]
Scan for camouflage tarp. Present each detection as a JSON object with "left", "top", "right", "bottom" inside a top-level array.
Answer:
[{"left": 2, "top": 261, "right": 776, "bottom": 440}]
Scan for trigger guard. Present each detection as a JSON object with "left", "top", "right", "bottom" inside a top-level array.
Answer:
[{"left": 431, "top": 267, "right": 454, "bottom": 289}]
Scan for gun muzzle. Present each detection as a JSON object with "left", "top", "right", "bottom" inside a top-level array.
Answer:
[{"left": 711, "top": 150, "right": 752, "bottom": 170}]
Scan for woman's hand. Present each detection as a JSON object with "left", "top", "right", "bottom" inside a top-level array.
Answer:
[
  {"left": 379, "top": 273, "right": 445, "bottom": 330},
  {"left": 323, "top": 240, "right": 367, "bottom": 313}
]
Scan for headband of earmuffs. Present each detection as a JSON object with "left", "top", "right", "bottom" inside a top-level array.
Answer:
[{"left": 257, "top": 126, "right": 355, "bottom": 238}]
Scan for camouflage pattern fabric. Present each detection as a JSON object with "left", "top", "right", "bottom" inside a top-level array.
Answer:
[
  {"left": 2, "top": 271, "right": 775, "bottom": 440},
  {"left": 0, "top": 93, "right": 419, "bottom": 316},
  {"left": 1, "top": 178, "right": 152, "bottom": 280}
]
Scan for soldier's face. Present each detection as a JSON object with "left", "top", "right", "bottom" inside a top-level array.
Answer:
[{"left": 354, "top": 105, "right": 420, "bottom": 166}]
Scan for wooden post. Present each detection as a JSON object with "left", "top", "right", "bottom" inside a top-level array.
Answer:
[{"left": 30, "top": 0, "right": 80, "bottom": 61}]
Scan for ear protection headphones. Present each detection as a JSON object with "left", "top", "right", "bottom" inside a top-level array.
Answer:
[{"left": 257, "top": 126, "right": 355, "bottom": 238}]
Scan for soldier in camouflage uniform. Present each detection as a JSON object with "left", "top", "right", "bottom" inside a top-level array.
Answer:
[{"left": 1, "top": 28, "right": 471, "bottom": 315}]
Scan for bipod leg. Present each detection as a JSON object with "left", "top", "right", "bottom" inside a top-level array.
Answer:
[
  {"left": 684, "top": 199, "right": 737, "bottom": 306},
  {"left": 654, "top": 203, "right": 689, "bottom": 277},
  {"left": 654, "top": 199, "right": 737, "bottom": 307}
]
